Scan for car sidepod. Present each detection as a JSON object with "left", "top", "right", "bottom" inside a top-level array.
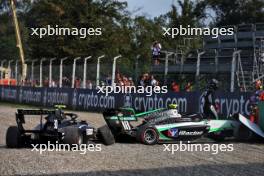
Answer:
[
  {"left": 59, "top": 122, "right": 95, "bottom": 144},
  {"left": 154, "top": 121, "right": 210, "bottom": 142},
  {"left": 206, "top": 119, "right": 240, "bottom": 140}
]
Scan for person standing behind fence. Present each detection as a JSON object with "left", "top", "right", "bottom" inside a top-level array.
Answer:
[
  {"left": 171, "top": 81, "right": 180, "bottom": 92},
  {"left": 151, "top": 41, "right": 162, "bottom": 65},
  {"left": 139, "top": 76, "right": 145, "bottom": 87},
  {"left": 75, "top": 78, "right": 81, "bottom": 88},
  {"left": 185, "top": 82, "right": 193, "bottom": 92},
  {"left": 150, "top": 75, "right": 158, "bottom": 86}
]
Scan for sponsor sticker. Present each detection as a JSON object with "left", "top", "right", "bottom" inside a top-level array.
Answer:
[
  {"left": 86, "top": 129, "right": 94, "bottom": 135},
  {"left": 168, "top": 128, "right": 179, "bottom": 137},
  {"left": 178, "top": 131, "right": 203, "bottom": 136}
]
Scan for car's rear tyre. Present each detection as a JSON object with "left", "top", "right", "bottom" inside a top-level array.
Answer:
[
  {"left": 207, "top": 132, "right": 225, "bottom": 142},
  {"left": 235, "top": 124, "right": 253, "bottom": 141},
  {"left": 98, "top": 125, "right": 115, "bottom": 145},
  {"left": 6, "top": 126, "right": 22, "bottom": 148},
  {"left": 63, "top": 127, "right": 83, "bottom": 145},
  {"left": 137, "top": 126, "right": 158, "bottom": 145}
]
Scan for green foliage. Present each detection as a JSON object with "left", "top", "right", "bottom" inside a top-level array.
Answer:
[
  {"left": 206, "top": 0, "right": 264, "bottom": 26},
  {"left": 0, "top": 0, "right": 263, "bottom": 76},
  {"left": 0, "top": 13, "right": 19, "bottom": 60}
]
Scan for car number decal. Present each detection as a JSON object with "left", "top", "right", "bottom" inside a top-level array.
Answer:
[{"left": 121, "top": 121, "right": 131, "bottom": 130}]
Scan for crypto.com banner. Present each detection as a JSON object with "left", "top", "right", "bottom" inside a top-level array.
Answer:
[{"left": 0, "top": 86, "right": 252, "bottom": 116}]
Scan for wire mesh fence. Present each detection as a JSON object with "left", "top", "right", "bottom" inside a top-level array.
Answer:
[
  {"left": 2, "top": 55, "right": 152, "bottom": 89},
  {"left": 2, "top": 53, "right": 234, "bottom": 92}
]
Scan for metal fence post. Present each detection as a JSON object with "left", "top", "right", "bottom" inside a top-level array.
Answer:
[
  {"left": 72, "top": 57, "right": 81, "bottom": 88},
  {"left": 96, "top": 55, "right": 105, "bottom": 87},
  {"left": 163, "top": 51, "right": 173, "bottom": 85},
  {"left": 83, "top": 56, "right": 92, "bottom": 88},
  {"left": 8, "top": 60, "right": 14, "bottom": 78},
  {"left": 196, "top": 51, "right": 205, "bottom": 90},
  {"left": 164, "top": 52, "right": 169, "bottom": 85},
  {"left": 31, "top": 59, "right": 37, "bottom": 86},
  {"left": 230, "top": 50, "right": 241, "bottom": 92},
  {"left": 49, "top": 58, "right": 56, "bottom": 87},
  {"left": 135, "top": 55, "right": 140, "bottom": 84},
  {"left": 59, "top": 57, "right": 68, "bottom": 88},
  {"left": 40, "top": 58, "right": 46, "bottom": 87},
  {"left": 15, "top": 60, "right": 19, "bottom": 83},
  {"left": 214, "top": 49, "right": 218, "bottom": 73},
  {"left": 0, "top": 60, "right": 6, "bottom": 79},
  {"left": 111, "top": 55, "right": 122, "bottom": 86}
]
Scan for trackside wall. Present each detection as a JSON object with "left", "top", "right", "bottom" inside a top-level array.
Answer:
[{"left": 0, "top": 86, "right": 252, "bottom": 116}]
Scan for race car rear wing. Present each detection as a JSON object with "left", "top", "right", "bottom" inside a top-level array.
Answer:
[
  {"left": 103, "top": 108, "right": 165, "bottom": 122},
  {"left": 135, "top": 108, "right": 164, "bottom": 118},
  {"left": 16, "top": 109, "right": 56, "bottom": 132},
  {"left": 17, "top": 109, "right": 56, "bottom": 115}
]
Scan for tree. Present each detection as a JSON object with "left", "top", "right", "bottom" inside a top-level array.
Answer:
[
  {"left": 24, "top": 0, "right": 132, "bottom": 59},
  {"left": 0, "top": 0, "right": 33, "bottom": 62},
  {"left": 206, "top": 0, "right": 264, "bottom": 26},
  {"left": 163, "top": 0, "right": 206, "bottom": 54}
]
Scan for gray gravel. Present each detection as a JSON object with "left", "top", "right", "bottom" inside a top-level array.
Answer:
[{"left": 0, "top": 104, "right": 263, "bottom": 176}]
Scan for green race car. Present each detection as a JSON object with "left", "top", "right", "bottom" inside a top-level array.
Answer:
[{"left": 103, "top": 104, "right": 240, "bottom": 145}]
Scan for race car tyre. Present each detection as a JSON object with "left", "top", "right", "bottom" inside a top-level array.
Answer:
[
  {"left": 207, "top": 132, "right": 225, "bottom": 142},
  {"left": 6, "top": 126, "right": 22, "bottom": 148},
  {"left": 235, "top": 124, "right": 253, "bottom": 141},
  {"left": 98, "top": 125, "right": 115, "bottom": 145},
  {"left": 137, "top": 126, "right": 158, "bottom": 145},
  {"left": 63, "top": 127, "right": 83, "bottom": 145}
]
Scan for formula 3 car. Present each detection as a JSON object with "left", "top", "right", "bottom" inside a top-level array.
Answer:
[
  {"left": 236, "top": 101, "right": 264, "bottom": 140},
  {"left": 103, "top": 104, "right": 241, "bottom": 145},
  {"left": 6, "top": 105, "right": 115, "bottom": 148}
]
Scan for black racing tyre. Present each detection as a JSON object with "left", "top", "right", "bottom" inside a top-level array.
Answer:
[
  {"left": 137, "top": 125, "right": 158, "bottom": 145},
  {"left": 207, "top": 132, "right": 225, "bottom": 142},
  {"left": 235, "top": 124, "right": 253, "bottom": 141},
  {"left": 98, "top": 125, "right": 115, "bottom": 145},
  {"left": 6, "top": 126, "right": 22, "bottom": 148},
  {"left": 63, "top": 127, "right": 83, "bottom": 145}
]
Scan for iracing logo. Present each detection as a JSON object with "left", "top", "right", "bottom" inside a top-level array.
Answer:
[{"left": 168, "top": 128, "right": 179, "bottom": 137}]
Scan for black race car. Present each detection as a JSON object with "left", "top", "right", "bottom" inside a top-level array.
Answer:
[{"left": 6, "top": 106, "right": 115, "bottom": 148}]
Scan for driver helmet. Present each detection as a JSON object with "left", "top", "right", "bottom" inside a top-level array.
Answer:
[
  {"left": 55, "top": 109, "right": 62, "bottom": 118},
  {"left": 208, "top": 79, "right": 219, "bottom": 90}
]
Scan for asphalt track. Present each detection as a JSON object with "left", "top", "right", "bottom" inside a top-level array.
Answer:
[{"left": 0, "top": 104, "right": 263, "bottom": 176}]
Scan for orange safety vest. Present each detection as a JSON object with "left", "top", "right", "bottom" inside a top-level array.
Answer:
[{"left": 0, "top": 79, "right": 9, "bottom": 85}]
